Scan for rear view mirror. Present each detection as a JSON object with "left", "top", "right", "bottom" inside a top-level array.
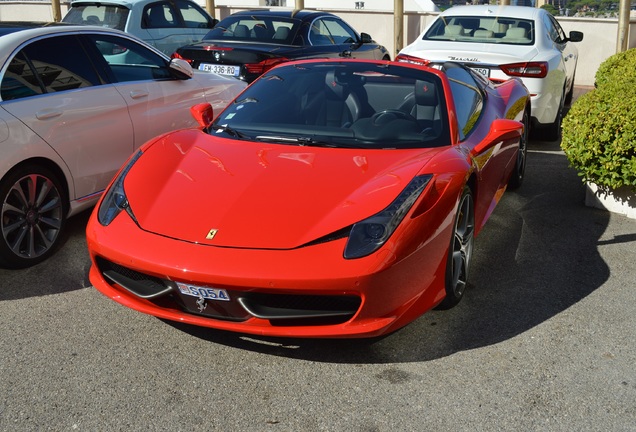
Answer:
[
  {"left": 190, "top": 103, "right": 214, "bottom": 128},
  {"left": 169, "top": 58, "right": 194, "bottom": 79},
  {"left": 360, "top": 33, "right": 373, "bottom": 44},
  {"left": 568, "top": 31, "right": 584, "bottom": 42}
]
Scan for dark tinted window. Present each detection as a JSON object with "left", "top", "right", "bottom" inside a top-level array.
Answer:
[
  {"left": 1, "top": 35, "right": 100, "bottom": 101},
  {"left": 142, "top": 2, "right": 178, "bottom": 29},
  {"left": 444, "top": 63, "right": 483, "bottom": 140},
  {"left": 85, "top": 34, "right": 171, "bottom": 82},
  {"left": 213, "top": 62, "right": 450, "bottom": 149}
]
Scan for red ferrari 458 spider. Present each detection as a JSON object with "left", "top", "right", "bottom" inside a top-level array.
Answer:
[{"left": 86, "top": 58, "right": 529, "bottom": 338}]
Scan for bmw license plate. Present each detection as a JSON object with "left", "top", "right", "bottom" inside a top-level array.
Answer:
[
  {"left": 199, "top": 63, "right": 240, "bottom": 77},
  {"left": 470, "top": 67, "right": 490, "bottom": 78},
  {"left": 176, "top": 282, "right": 230, "bottom": 301}
]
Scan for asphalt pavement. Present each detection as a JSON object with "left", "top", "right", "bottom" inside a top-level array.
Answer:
[{"left": 1, "top": 89, "right": 635, "bottom": 431}]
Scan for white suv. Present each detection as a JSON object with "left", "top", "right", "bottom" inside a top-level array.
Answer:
[{"left": 63, "top": 0, "right": 218, "bottom": 55}]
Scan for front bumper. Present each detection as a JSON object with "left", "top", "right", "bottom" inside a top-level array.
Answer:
[{"left": 86, "top": 206, "right": 452, "bottom": 338}]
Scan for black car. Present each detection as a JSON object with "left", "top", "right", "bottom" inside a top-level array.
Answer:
[{"left": 172, "top": 9, "right": 390, "bottom": 83}]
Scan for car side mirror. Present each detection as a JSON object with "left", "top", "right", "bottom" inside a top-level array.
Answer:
[
  {"left": 190, "top": 103, "right": 214, "bottom": 128},
  {"left": 568, "top": 31, "right": 583, "bottom": 42},
  {"left": 473, "top": 119, "right": 523, "bottom": 154},
  {"left": 360, "top": 32, "right": 373, "bottom": 44},
  {"left": 169, "top": 58, "right": 194, "bottom": 80}
]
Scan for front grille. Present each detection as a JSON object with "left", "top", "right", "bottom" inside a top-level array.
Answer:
[
  {"left": 95, "top": 256, "right": 173, "bottom": 299},
  {"left": 238, "top": 293, "right": 361, "bottom": 325}
]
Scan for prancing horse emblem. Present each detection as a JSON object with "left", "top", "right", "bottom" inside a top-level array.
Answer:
[
  {"left": 206, "top": 229, "right": 218, "bottom": 240},
  {"left": 196, "top": 295, "right": 207, "bottom": 313}
]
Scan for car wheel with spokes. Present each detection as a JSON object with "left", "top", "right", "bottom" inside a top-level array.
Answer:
[
  {"left": 0, "top": 164, "right": 67, "bottom": 268},
  {"left": 438, "top": 186, "right": 475, "bottom": 309}
]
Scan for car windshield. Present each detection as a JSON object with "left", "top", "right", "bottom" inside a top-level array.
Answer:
[
  {"left": 62, "top": 4, "right": 129, "bottom": 30},
  {"left": 211, "top": 62, "right": 450, "bottom": 149},
  {"left": 203, "top": 16, "right": 300, "bottom": 45},
  {"left": 424, "top": 15, "right": 535, "bottom": 46}
]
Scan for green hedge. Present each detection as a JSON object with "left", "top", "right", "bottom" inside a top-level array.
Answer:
[
  {"left": 560, "top": 51, "right": 636, "bottom": 192},
  {"left": 594, "top": 48, "right": 636, "bottom": 88}
]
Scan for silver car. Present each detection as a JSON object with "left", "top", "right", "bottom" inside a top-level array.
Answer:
[
  {"left": 62, "top": 0, "right": 218, "bottom": 55},
  {"left": 0, "top": 24, "right": 246, "bottom": 268}
]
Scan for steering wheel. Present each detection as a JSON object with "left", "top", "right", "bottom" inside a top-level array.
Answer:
[{"left": 371, "top": 109, "right": 418, "bottom": 126}]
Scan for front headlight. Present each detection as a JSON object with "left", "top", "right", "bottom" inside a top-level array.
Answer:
[
  {"left": 344, "top": 174, "right": 432, "bottom": 259},
  {"left": 97, "top": 150, "right": 143, "bottom": 226}
]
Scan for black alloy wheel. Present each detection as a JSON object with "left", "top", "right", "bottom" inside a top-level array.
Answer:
[
  {"left": 0, "top": 164, "right": 67, "bottom": 268},
  {"left": 438, "top": 186, "right": 475, "bottom": 309}
]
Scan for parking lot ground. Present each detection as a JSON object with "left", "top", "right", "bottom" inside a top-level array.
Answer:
[{"left": 1, "top": 89, "right": 635, "bottom": 431}]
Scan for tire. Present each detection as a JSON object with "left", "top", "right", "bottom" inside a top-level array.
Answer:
[
  {"left": 564, "top": 73, "right": 575, "bottom": 106},
  {"left": 541, "top": 91, "right": 565, "bottom": 142},
  {"left": 0, "top": 164, "right": 67, "bottom": 268},
  {"left": 438, "top": 186, "right": 475, "bottom": 310},
  {"left": 508, "top": 106, "right": 529, "bottom": 190}
]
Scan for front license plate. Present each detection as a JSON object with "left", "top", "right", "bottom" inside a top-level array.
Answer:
[
  {"left": 470, "top": 67, "right": 490, "bottom": 78},
  {"left": 176, "top": 282, "right": 230, "bottom": 301},
  {"left": 198, "top": 63, "right": 240, "bottom": 76}
]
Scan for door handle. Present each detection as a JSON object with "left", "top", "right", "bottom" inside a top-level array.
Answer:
[
  {"left": 35, "top": 109, "right": 63, "bottom": 120},
  {"left": 129, "top": 90, "right": 149, "bottom": 99},
  {"left": 340, "top": 50, "right": 352, "bottom": 58}
]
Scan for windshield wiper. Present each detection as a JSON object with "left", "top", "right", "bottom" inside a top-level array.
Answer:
[
  {"left": 254, "top": 135, "right": 334, "bottom": 147},
  {"left": 210, "top": 124, "right": 248, "bottom": 139}
]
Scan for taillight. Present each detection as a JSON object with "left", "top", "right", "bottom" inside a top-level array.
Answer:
[
  {"left": 499, "top": 62, "right": 548, "bottom": 78},
  {"left": 395, "top": 54, "right": 431, "bottom": 66},
  {"left": 244, "top": 57, "right": 289, "bottom": 75},
  {"left": 171, "top": 51, "right": 194, "bottom": 66}
]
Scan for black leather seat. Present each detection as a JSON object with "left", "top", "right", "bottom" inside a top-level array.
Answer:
[
  {"left": 398, "top": 79, "right": 440, "bottom": 133},
  {"left": 302, "top": 70, "right": 363, "bottom": 127}
]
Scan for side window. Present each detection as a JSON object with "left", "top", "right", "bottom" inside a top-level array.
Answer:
[
  {"left": 548, "top": 15, "right": 567, "bottom": 44},
  {"left": 309, "top": 19, "right": 335, "bottom": 46},
  {"left": 543, "top": 14, "right": 560, "bottom": 43},
  {"left": 1, "top": 35, "right": 100, "bottom": 101},
  {"left": 445, "top": 65, "right": 483, "bottom": 140},
  {"left": 321, "top": 19, "right": 358, "bottom": 44},
  {"left": 142, "top": 2, "right": 177, "bottom": 28},
  {"left": 175, "top": 0, "right": 214, "bottom": 29},
  {"left": 86, "top": 34, "right": 171, "bottom": 82}
]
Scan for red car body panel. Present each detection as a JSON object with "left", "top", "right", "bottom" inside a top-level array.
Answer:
[
  {"left": 86, "top": 59, "right": 528, "bottom": 338},
  {"left": 126, "top": 131, "right": 445, "bottom": 249}
]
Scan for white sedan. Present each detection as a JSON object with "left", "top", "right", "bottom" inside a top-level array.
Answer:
[
  {"left": 398, "top": 5, "right": 583, "bottom": 140},
  {"left": 0, "top": 24, "right": 245, "bottom": 268}
]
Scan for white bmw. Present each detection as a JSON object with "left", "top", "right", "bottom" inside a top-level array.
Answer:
[{"left": 398, "top": 5, "right": 583, "bottom": 140}]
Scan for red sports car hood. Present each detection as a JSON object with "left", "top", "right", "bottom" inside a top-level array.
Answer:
[{"left": 124, "top": 130, "right": 442, "bottom": 249}]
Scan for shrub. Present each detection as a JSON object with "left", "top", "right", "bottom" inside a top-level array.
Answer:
[
  {"left": 594, "top": 48, "right": 636, "bottom": 88},
  {"left": 561, "top": 78, "right": 636, "bottom": 192}
]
